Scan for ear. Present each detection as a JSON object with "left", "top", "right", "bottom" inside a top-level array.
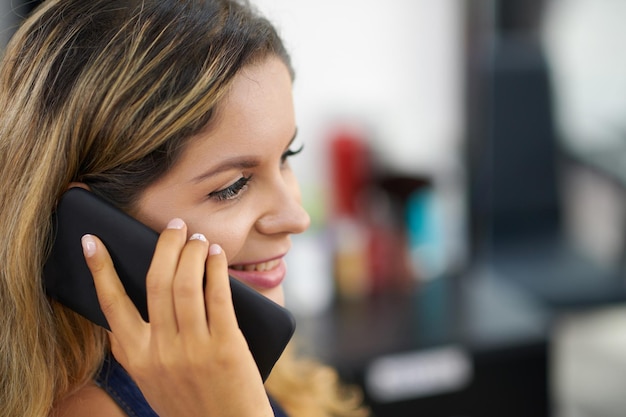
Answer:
[{"left": 67, "top": 182, "right": 91, "bottom": 191}]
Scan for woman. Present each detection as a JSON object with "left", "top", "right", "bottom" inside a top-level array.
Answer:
[{"left": 0, "top": 0, "right": 367, "bottom": 416}]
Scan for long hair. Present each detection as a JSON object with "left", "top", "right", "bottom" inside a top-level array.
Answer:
[{"left": 0, "top": 1, "right": 366, "bottom": 416}]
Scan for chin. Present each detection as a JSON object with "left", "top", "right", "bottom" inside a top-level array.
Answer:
[{"left": 259, "top": 286, "right": 285, "bottom": 307}]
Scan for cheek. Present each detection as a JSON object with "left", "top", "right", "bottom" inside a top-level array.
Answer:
[
  {"left": 259, "top": 286, "right": 285, "bottom": 306},
  {"left": 186, "top": 213, "right": 253, "bottom": 263},
  {"left": 132, "top": 186, "right": 190, "bottom": 232},
  {"left": 284, "top": 170, "right": 303, "bottom": 202},
  {"left": 135, "top": 209, "right": 187, "bottom": 237}
]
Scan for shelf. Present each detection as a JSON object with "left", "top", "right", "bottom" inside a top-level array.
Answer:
[{"left": 294, "top": 270, "right": 551, "bottom": 417}]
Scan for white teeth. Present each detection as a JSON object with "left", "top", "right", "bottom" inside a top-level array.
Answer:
[{"left": 231, "top": 259, "right": 280, "bottom": 272}]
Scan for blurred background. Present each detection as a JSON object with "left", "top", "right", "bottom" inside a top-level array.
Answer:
[{"left": 6, "top": 1, "right": 626, "bottom": 416}]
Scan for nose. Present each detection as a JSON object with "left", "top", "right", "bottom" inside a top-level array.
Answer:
[{"left": 255, "top": 175, "right": 311, "bottom": 236}]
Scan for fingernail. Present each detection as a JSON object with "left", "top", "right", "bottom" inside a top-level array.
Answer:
[
  {"left": 189, "top": 233, "right": 207, "bottom": 242},
  {"left": 81, "top": 234, "right": 97, "bottom": 257},
  {"left": 167, "top": 218, "right": 185, "bottom": 229},
  {"left": 209, "top": 243, "right": 222, "bottom": 255}
]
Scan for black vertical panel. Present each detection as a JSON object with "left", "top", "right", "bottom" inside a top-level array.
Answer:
[
  {"left": 465, "top": 0, "right": 560, "bottom": 251},
  {"left": 487, "top": 35, "right": 561, "bottom": 241},
  {"left": 465, "top": 0, "right": 626, "bottom": 307}
]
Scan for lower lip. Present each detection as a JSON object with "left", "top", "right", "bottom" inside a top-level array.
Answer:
[{"left": 228, "top": 258, "right": 287, "bottom": 290}]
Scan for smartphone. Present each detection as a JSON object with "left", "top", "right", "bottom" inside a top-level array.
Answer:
[{"left": 43, "top": 187, "right": 295, "bottom": 381}]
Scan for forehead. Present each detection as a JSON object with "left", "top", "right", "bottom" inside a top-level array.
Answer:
[{"left": 170, "top": 57, "right": 295, "bottom": 175}]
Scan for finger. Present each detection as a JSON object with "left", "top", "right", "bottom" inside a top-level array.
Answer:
[
  {"left": 204, "top": 244, "right": 238, "bottom": 335},
  {"left": 173, "top": 233, "right": 210, "bottom": 336},
  {"left": 82, "top": 234, "right": 144, "bottom": 340},
  {"left": 145, "top": 218, "right": 187, "bottom": 334}
]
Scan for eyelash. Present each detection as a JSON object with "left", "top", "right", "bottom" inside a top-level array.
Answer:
[
  {"left": 281, "top": 144, "right": 304, "bottom": 165},
  {"left": 208, "top": 175, "right": 252, "bottom": 201},
  {"left": 208, "top": 144, "right": 303, "bottom": 202}
]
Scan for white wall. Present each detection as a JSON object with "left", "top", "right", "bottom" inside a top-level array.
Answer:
[
  {"left": 542, "top": 0, "right": 626, "bottom": 153},
  {"left": 251, "top": 0, "right": 465, "bottom": 185}
]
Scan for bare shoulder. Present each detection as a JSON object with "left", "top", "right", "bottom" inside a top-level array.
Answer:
[{"left": 51, "top": 381, "right": 127, "bottom": 417}]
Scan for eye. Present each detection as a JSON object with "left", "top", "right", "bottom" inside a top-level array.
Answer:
[
  {"left": 281, "top": 144, "right": 304, "bottom": 166},
  {"left": 208, "top": 175, "right": 251, "bottom": 201}
]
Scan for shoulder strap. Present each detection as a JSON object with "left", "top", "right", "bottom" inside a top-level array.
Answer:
[
  {"left": 96, "top": 353, "right": 290, "bottom": 417},
  {"left": 95, "top": 354, "right": 159, "bottom": 417}
]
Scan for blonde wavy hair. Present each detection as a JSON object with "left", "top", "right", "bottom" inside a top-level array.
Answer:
[{"left": 0, "top": 0, "right": 367, "bottom": 416}]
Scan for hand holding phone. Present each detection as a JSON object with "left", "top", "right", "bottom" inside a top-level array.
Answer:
[
  {"left": 43, "top": 187, "right": 295, "bottom": 381},
  {"left": 81, "top": 226, "right": 276, "bottom": 417}
]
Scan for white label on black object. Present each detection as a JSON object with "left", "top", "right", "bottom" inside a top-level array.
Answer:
[{"left": 365, "top": 346, "right": 472, "bottom": 402}]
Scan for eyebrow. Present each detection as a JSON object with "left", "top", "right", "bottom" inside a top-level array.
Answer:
[
  {"left": 190, "top": 157, "right": 259, "bottom": 184},
  {"left": 190, "top": 129, "right": 298, "bottom": 184}
]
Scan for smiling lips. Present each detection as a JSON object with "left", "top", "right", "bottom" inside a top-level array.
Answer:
[
  {"left": 230, "top": 258, "right": 282, "bottom": 272},
  {"left": 228, "top": 257, "right": 287, "bottom": 290}
]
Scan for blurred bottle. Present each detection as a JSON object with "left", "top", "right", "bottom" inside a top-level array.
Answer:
[
  {"left": 406, "top": 186, "right": 447, "bottom": 281},
  {"left": 328, "top": 125, "right": 372, "bottom": 300},
  {"left": 328, "top": 124, "right": 425, "bottom": 298}
]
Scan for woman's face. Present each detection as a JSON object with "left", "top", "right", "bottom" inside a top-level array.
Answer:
[{"left": 134, "top": 56, "right": 310, "bottom": 305}]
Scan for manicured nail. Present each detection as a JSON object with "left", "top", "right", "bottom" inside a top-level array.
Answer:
[
  {"left": 81, "top": 234, "right": 97, "bottom": 257},
  {"left": 189, "top": 233, "right": 207, "bottom": 242},
  {"left": 209, "top": 243, "right": 222, "bottom": 255},
  {"left": 167, "top": 218, "right": 185, "bottom": 229}
]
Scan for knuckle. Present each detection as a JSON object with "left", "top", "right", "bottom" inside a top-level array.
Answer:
[
  {"left": 88, "top": 258, "right": 106, "bottom": 274},
  {"left": 145, "top": 272, "right": 170, "bottom": 294},
  {"left": 208, "top": 286, "right": 231, "bottom": 306},
  {"left": 97, "top": 293, "right": 120, "bottom": 318},
  {"left": 212, "top": 334, "right": 246, "bottom": 368},
  {"left": 85, "top": 252, "right": 108, "bottom": 274},
  {"left": 174, "top": 279, "right": 197, "bottom": 299}
]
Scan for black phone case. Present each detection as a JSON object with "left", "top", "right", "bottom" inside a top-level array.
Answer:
[{"left": 43, "top": 187, "right": 295, "bottom": 381}]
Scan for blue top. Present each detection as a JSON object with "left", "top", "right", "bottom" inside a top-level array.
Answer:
[{"left": 96, "top": 354, "right": 289, "bottom": 417}]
